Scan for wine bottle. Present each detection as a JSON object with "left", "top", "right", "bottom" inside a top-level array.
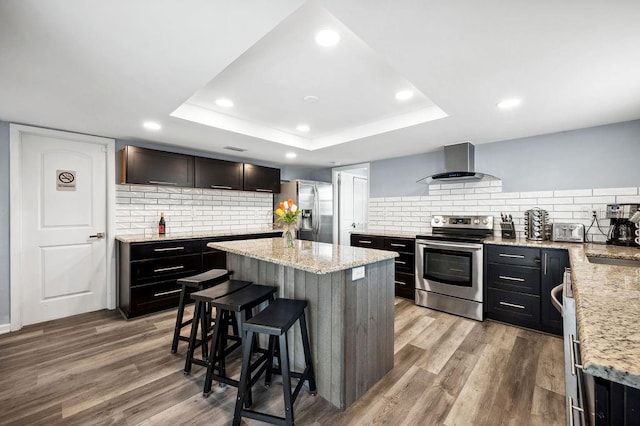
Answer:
[{"left": 159, "top": 212, "right": 166, "bottom": 235}]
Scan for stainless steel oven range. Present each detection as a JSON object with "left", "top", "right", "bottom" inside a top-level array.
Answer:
[{"left": 415, "top": 215, "right": 493, "bottom": 321}]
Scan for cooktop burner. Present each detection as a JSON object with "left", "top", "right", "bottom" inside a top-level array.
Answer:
[{"left": 416, "top": 215, "right": 494, "bottom": 243}]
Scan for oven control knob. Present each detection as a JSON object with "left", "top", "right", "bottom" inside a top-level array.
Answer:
[
  {"left": 473, "top": 219, "right": 480, "bottom": 225},
  {"left": 482, "top": 219, "right": 489, "bottom": 225},
  {"left": 433, "top": 217, "right": 440, "bottom": 224}
]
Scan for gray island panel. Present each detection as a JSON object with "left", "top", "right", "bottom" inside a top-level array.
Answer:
[{"left": 219, "top": 239, "right": 395, "bottom": 410}]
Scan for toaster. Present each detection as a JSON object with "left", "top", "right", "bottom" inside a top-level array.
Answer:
[{"left": 551, "top": 223, "right": 585, "bottom": 243}]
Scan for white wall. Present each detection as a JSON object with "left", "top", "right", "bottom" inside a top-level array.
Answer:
[
  {"left": 369, "top": 180, "right": 639, "bottom": 242},
  {"left": 115, "top": 184, "right": 273, "bottom": 237}
]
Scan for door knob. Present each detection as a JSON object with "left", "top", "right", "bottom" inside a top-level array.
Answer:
[{"left": 89, "top": 232, "right": 105, "bottom": 239}]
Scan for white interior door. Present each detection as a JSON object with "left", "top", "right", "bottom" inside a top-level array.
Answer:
[
  {"left": 338, "top": 172, "right": 369, "bottom": 245},
  {"left": 19, "top": 132, "right": 108, "bottom": 326}
]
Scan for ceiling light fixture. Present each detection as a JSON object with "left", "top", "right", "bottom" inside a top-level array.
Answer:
[
  {"left": 497, "top": 98, "right": 521, "bottom": 109},
  {"left": 395, "top": 90, "right": 414, "bottom": 101},
  {"left": 285, "top": 152, "right": 297, "bottom": 159},
  {"left": 315, "top": 29, "right": 340, "bottom": 47},
  {"left": 296, "top": 124, "right": 310, "bottom": 133},
  {"left": 215, "top": 98, "right": 234, "bottom": 108},
  {"left": 303, "top": 95, "right": 319, "bottom": 103},
  {"left": 143, "top": 121, "right": 161, "bottom": 131}
]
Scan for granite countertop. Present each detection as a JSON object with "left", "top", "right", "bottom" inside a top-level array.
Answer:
[
  {"left": 207, "top": 238, "right": 398, "bottom": 275},
  {"left": 486, "top": 237, "right": 640, "bottom": 389},
  {"left": 115, "top": 228, "right": 281, "bottom": 243}
]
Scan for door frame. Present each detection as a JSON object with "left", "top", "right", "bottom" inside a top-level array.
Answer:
[
  {"left": 9, "top": 124, "right": 116, "bottom": 331},
  {"left": 331, "top": 163, "right": 370, "bottom": 245}
]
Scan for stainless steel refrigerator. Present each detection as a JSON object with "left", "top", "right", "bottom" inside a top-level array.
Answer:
[{"left": 276, "top": 180, "right": 333, "bottom": 243}]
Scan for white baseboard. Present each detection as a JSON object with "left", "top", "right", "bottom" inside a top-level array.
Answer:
[{"left": 0, "top": 323, "right": 10, "bottom": 335}]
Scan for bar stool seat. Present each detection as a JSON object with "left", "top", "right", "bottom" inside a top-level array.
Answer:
[
  {"left": 171, "top": 268, "right": 231, "bottom": 353},
  {"left": 233, "top": 298, "right": 317, "bottom": 426},
  {"left": 183, "top": 279, "right": 252, "bottom": 372},
  {"left": 201, "top": 284, "right": 278, "bottom": 397}
]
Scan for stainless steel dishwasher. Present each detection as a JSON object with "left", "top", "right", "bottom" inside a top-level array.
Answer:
[{"left": 551, "top": 268, "right": 594, "bottom": 425}]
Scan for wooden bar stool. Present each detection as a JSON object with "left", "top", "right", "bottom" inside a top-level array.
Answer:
[
  {"left": 233, "top": 298, "right": 317, "bottom": 426},
  {"left": 202, "top": 284, "right": 278, "bottom": 398},
  {"left": 183, "top": 280, "right": 252, "bottom": 372},
  {"left": 171, "top": 268, "right": 231, "bottom": 353}
]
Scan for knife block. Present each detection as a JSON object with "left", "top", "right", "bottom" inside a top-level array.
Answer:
[{"left": 500, "top": 222, "right": 516, "bottom": 239}]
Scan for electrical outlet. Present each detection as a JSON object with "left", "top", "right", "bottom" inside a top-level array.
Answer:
[
  {"left": 352, "top": 266, "right": 365, "bottom": 281},
  {"left": 592, "top": 210, "right": 598, "bottom": 219}
]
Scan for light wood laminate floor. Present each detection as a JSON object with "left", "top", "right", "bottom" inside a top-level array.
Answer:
[{"left": 0, "top": 298, "right": 565, "bottom": 425}]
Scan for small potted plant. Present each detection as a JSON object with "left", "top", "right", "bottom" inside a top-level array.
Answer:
[{"left": 275, "top": 198, "right": 301, "bottom": 248}]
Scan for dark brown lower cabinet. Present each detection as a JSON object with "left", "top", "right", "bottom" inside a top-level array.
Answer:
[
  {"left": 118, "top": 232, "right": 280, "bottom": 318},
  {"left": 485, "top": 244, "right": 568, "bottom": 336},
  {"left": 594, "top": 376, "right": 640, "bottom": 425},
  {"left": 351, "top": 234, "right": 415, "bottom": 300}
]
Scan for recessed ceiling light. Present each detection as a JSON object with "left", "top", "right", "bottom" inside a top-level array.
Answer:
[
  {"left": 497, "top": 98, "right": 521, "bottom": 109},
  {"left": 296, "top": 124, "right": 310, "bottom": 133},
  {"left": 395, "top": 90, "right": 414, "bottom": 101},
  {"left": 315, "top": 29, "right": 340, "bottom": 47},
  {"left": 285, "top": 152, "right": 297, "bottom": 159},
  {"left": 215, "top": 98, "right": 234, "bottom": 108},
  {"left": 143, "top": 121, "right": 161, "bottom": 131},
  {"left": 303, "top": 95, "right": 319, "bottom": 103}
]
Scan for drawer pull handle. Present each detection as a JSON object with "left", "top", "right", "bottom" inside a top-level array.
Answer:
[
  {"left": 149, "top": 180, "right": 177, "bottom": 186},
  {"left": 499, "top": 275, "right": 525, "bottom": 282},
  {"left": 395, "top": 261, "right": 406, "bottom": 265},
  {"left": 568, "top": 396, "right": 584, "bottom": 426},
  {"left": 154, "top": 247, "right": 185, "bottom": 252},
  {"left": 153, "top": 265, "right": 185, "bottom": 273},
  {"left": 211, "top": 185, "right": 232, "bottom": 189},
  {"left": 390, "top": 243, "right": 406, "bottom": 248},
  {"left": 499, "top": 254, "right": 525, "bottom": 259},
  {"left": 569, "top": 334, "right": 583, "bottom": 376},
  {"left": 499, "top": 301, "right": 525, "bottom": 310},
  {"left": 153, "top": 289, "right": 182, "bottom": 297},
  {"left": 256, "top": 188, "right": 273, "bottom": 192},
  {"left": 394, "top": 281, "right": 407, "bottom": 286},
  {"left": 358, "top": 240, "right": 372, "bottom": 244}
]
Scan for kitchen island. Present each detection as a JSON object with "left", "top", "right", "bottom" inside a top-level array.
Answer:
[{"left": 207, "top": 237, "right": 397, "bottom": 410}]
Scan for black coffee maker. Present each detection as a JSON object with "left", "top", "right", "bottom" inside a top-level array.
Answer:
[{"left": 606, "top": 204, "right": 639, "bottom": 246}]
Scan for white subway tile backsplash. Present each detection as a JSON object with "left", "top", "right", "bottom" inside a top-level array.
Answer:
[
  {"left": 116, "top": 187, "right": 273, "bottom": 236},
  {"left": 593, "top": 187, "right": 637, "bottom": 196},
  {"left": 369, "top": 185, "right": 634, "bottom": 243}
]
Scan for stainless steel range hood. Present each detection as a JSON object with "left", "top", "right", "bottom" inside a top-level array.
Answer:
[{"left": 417, "top": 142, "right": 495, "bottom": 184}]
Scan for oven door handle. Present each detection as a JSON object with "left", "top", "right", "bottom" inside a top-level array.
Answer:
[{"left": 417, "top": 240, "right": 482, "bottom": 250}]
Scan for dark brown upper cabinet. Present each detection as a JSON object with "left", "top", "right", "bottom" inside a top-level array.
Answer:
[
  {"left": 194, "top": 157, "right": 243, "bottom": 191},
  {"left": 120, "top": 146, "right": 194, "bottom": 187},
  {"left": 243, "top": 164, "right": 281, "bottom": 193}
]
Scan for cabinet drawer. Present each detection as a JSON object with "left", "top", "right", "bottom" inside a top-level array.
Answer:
[
  {"left": 131, "top": 254, "right": 202, "bottom": 285},
  {"left": 394, "top": 252, "right": 414, "bottom": 273},
  {"left": 487, "top": 264, "right": 540, "bottom": 295},
  {"left": 351, "top": 234, "right": 384, "bottom": 249},
  {"left": 384, "top": 238, "right": 415, "bottom": 254},
  {"left": 485, "top": 245, "right": 541, "bottom": 267},
  {"left": 487, "top": 288, "right": 540, "bottom": 329},
  {"left": 394, "top": 271, "right": 415, "bottom": 300},
  {"left": 131, "top": 239, "right": 201, "bottom": 261},
  {"left": 130, "top": 280, "right": 186, "bottom": 316}
]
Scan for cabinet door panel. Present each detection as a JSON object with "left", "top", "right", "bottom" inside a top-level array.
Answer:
[
  {"left": 485, "top": 244, "right": 541, "bottom": 267},
  {"left": 130, "top": 239, "right": 201, "bottom": 261},
  {"left": 130, "top": 253, "right": 202, "bottom": 285},
  {"left": 384, "top": 238, "right": 415, "bottom": 254},
  {"left": 394, "top": 252, "right": 414, "bottom": 273},
  {"left": 541, "top": 248, "right": 569, "bottom": 336},
  {"left": 350, "top": 234, "right": 384, "bottom": 249},
  {"left": 394, "top": 271, "right": 415, "bottom": 299},
  {"left": 487, "top": 263, "right": 540, "bottom": 295},
  {"left": 195, "top": 157, "right": 243, "bottom": 190},
  {"left": 487, "top": 288, "right": 540, "bottom": 330},
  {"left": 122, "top": 146, "right": 194, "bottom": 187},
  {"left": 243, "top": 164, "right": 281, "bottom": 193}
]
